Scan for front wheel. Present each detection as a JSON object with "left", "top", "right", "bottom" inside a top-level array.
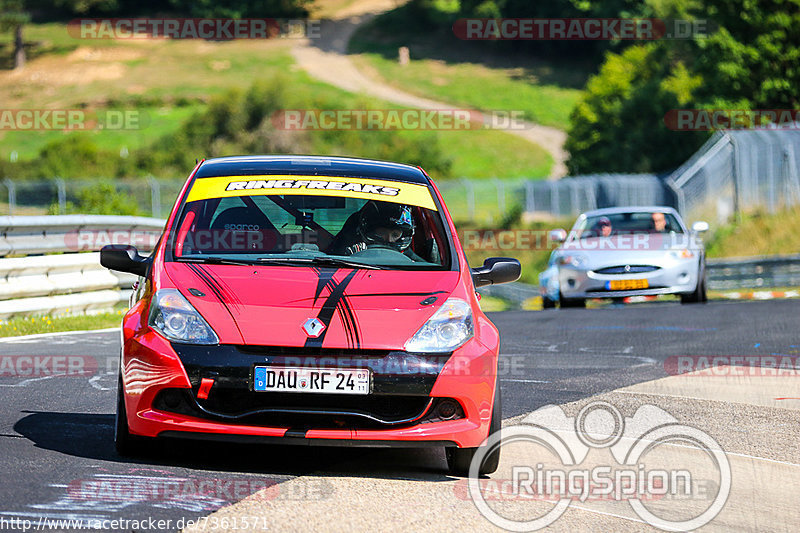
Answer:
[
  {"left": 680, "top": 270, "right": 707, "bottom": 304},
  {"left": 542, "top": 296, "right": 556, "bottom": 309},
  {"left": 559, "top": 293, "right": 585, "bottom": 308},
  {"left": 446, "top": 384, "right": 502, "bottom": 477},
  {"left": 115, "top": 376, "right": 152, "bottom": 457}
]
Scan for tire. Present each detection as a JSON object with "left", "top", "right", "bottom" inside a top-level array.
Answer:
[
  {"left": 446, "top": 384, "right": 502, "bottom": 477},
  {"left": 542, "top": 296, "right": 556, "bottom": 309},
  {"left": 559, "top": 293, "right": 585, "bottom": 308},
  {"left": 680, "top": 270, "right": 707, "bottom": 304},
  {"left": 115, "top": 376, "right": 152, "bottom": 457}
]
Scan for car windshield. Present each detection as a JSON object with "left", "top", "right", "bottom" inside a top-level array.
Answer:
[
  {"left": 166, "top": 176, "right": 453, "bottom": 270},
  {"left": 574, "top": 212, "right": 683, "bottom": 239}
]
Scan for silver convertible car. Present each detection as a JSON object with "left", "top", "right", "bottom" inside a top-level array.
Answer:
[{"left": 540, "top": 206, "right": 709, "bottom": 308}]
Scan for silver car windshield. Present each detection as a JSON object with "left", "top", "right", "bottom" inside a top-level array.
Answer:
[{"left": 575, "top": 212, "right": 684, "bottom": 239}]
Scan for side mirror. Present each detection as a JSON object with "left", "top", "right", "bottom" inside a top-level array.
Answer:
[
  {"left": 549, "top": 228, "right": 567, "bottom": 243},
  {"left": 471, "top": 257, "right": 521, "bottom": 288},
  {"left": 100, "top": 244, "right": 150, "bottom": 277},
  {"left": 691, "top": 221, "right": 709, "bottom": 233}
]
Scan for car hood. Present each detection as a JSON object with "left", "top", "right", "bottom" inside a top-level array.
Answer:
[
  {"left": 558, "top": 234, "right": 700, "bottom": 265},
  {"left": 165, "top": 262, "right": 460, "bottom": 349}
]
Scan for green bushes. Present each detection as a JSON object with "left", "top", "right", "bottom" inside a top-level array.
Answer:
[
  {"left": 4, "top": 77, "right": 455, "bottom": 180},
  {"left": 50, "top": 182, "right": 143, "bottom": 215}
]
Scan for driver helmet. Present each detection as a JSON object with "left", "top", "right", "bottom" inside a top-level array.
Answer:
[{"left": 357, "top": 201, "right": 415, "bottom": 251}]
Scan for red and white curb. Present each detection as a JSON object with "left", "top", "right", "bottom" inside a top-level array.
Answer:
[
  {"left": 717, "top": 290, "right": 800, "bottom": 300},
  {"left": 622, "top": 290, "right": 800, "bottom": 304}
]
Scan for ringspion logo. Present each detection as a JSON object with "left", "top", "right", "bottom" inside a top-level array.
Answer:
[{"left": 467, "top": 401, "right": 730, "bottom": 531}]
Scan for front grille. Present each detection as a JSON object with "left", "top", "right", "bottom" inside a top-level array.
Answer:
[
  {"left": 594, "top": 265, "right": 661, "bottom": 275},
  {"left": 585, "top": 285, "right": 666, "bottom": 293},
  {"left": 153, "top": 388, "right": 462, "bottom": 430},
  {"left": 235, "top": 345, "right": 393, "bottom": 358}
]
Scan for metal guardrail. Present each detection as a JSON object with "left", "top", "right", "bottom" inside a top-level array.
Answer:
[
  {"left": 706, "top": 254, "right": 800, "bottom": 290},
  {"left": 0, "top": 216, "right": 164, "bottom": 319},
  {"left": 478, "top": 255, "right": 800, "bottom": 309},
  {"left": 0, "top": 215, "right": 164, "bottom": 256},
  {"left": 0, "top": 215, "right": 796, "bottom": 318}
]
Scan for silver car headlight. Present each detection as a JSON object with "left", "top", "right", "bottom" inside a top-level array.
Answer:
[
  {"left": 669, "top": 249, "right": 695, "bottom": 259},
  {"left": 148, "top": 289, "right": 219, "bottom": 345},
  {"left": 557, "top": 254, "right": 588, "bottom": 268},
  {"left": 405, "top": 297, "right": 473, "bottom": 353}
]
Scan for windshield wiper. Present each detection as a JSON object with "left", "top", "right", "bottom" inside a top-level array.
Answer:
[
  {"left": 257, "top": 256, "right": 386, "bottom": 270},
  {"left": 176, "top": 256, "right": 256, "bottom": 266}
]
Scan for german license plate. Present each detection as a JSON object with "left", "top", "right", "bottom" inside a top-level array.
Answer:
[
  {"left": 253, "top": 366, "right": 370, "bottom": 395},
  {"left": 606, "top": 279, "right": 649, "bottom": 290}
]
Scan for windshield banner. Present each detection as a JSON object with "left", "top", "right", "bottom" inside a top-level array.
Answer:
[{"left": 186, "top": 175, "right": 437, "bottom": 210}]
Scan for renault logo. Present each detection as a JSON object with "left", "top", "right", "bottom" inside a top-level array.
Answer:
[
  {"left": 302, "top": 318, "right": 326, "bottom": 338},
  {"left": 624, "top": 265, "right": 631, "bottom": 272}
]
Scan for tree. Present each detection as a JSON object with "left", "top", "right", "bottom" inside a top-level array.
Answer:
[
  {"left": 0, "top": 0, "right": 29, "bottom": 69},
  {"left": 565, "top": 43, "right": 706, "bottom": 174}
]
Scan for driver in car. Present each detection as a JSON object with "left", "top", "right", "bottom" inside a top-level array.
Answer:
[{"left": 333, "top": 201, "right": 424, "bottom": 261}]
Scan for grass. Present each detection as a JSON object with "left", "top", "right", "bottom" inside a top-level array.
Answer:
[
  {"left": 0, "top": 105, "right": 203, "bottom": 159},
  {"left": 1, "top": 23, "right": 552, "bottom": 179},
  {"left": 478, "top": 295, "right": 509, "bottom": 312},
  {"left": 0, "top": 308, "right": 125, "bottom": 337},
  {"left": 705, "top": 207, "right": 800, "bottom": 258},
  {"left": 459, "top": 215, "right": 574, "bottom": 285},
  {"left": 348, "top": 5, "right": 587, "bottom": 130}
]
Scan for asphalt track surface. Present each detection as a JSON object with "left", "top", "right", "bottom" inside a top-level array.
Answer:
[{"left": 0, "top": 299, "right": 798, "bottom": 532}]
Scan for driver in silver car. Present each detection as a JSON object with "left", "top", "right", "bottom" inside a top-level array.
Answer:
[{"left": 333, "top": 201, "right": 424, "bottom": 261}]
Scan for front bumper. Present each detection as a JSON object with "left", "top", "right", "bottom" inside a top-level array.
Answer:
[
  {"left": 121, "top": 331, "right": 497, "bottom": 448},
  {"left": 558, "top": 259, "right": 699, "bottom": 299}
]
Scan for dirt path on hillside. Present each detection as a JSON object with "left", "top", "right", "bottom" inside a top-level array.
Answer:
[{"left": 292, "top": 0, "right": 568, "bottom": 178}]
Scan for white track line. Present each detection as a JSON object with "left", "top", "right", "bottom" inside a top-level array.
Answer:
[
  {"left": 611, "top": 390, "right": 800, "bottom": 468},
  {"left": 0, "top": 327, "right": 117, "bottom": 343}
]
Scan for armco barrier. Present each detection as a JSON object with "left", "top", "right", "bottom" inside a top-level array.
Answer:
[
  {"left": 706, "top": 254, "right": 800, "bottom": 290},
  {"left": 477, "top": 255, "right": 800, "bottom": 309},
  {"left": 0, "top": 215, "right": 796, "bottom": 317},
  {"left": 0, "top": 216, "right": 164, "bottom": 319}
]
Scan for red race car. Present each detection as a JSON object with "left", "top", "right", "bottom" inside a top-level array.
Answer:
[{"left": 101, "top": 156, "right": 520, "bottom": 476}]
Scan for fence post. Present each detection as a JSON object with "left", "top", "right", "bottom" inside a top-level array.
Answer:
[
  {"left": 550, "top": 181, "right": 559, "bottom": 216},
  {"left": 767, "top": 144, "right": 776, "bottom": 214},
  {"left": 2, "top": 179, "right": 16, "bottom": 216},
  {"left": 461, "top": 178, "right": 475, "bottom": 221},
  {"left": 569, "top": 180, "right": 579, "bottom": 215},
  {"left": 493, "top": 178, "right": 505, "bottom": 216},
  {"left": 55, "top": 178, "right": 67, "bottom": 214},
  {"left": 525, "top": 181, "right": 535, "bottom": 214},
  {"left": 147, "top": 177, "right": 161, "bottom": 218}
]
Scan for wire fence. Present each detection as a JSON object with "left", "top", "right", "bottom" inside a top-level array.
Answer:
[
  {"left": 0, "top": 178, "right": 185, "bottom": 218},
  {"left": 3, "top": 129, "right": 799, "bottom": 225},
  {"left": 667, "top": 128, "right": 800, "bottom": 225}
]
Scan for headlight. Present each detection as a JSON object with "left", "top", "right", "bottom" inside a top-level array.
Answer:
[
  {"left": 148, "top": 289, "right": 219, "bottom": 344},
  {"left": 557, "top": 254, "right": 587, "bottom": 268},
  {"left": 405, "top": 297, "right": 473, "bottom": 353},
  {"left": 670, "top": 249, "right": 695, "bottom": 259}
]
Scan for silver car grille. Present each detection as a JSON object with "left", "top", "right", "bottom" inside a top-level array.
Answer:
[{"left": 593, "top": 265, "right": 661, "bottom": 274}]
